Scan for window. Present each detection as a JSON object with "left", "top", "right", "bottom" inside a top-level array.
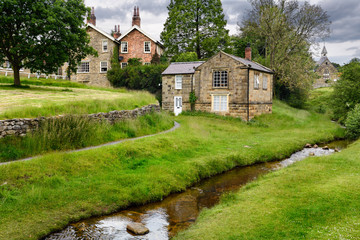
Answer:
[
  {"left": 144, "top": 62, "right": 151, "bottom": 65},
  {"left": 77, "top": 62, "right": 89, "bottom": 73},
  {"left": 213, "top": 71, "right": 228, "bottom": 88},
  {"left": 175, "top": 75, "right": 182, "bottom": 89},
  {"left": 263, "top": 75, "right": 268, "bottom": 90},
  {"left": 144, "top": 41, "right": 151, "bottom": 53},
  {"left": 213, "top": 95, "right": 228, "bottom": 111},
  {"left": 323, "top": 68, "right": 330, "bottom": 79},
  {"left": 121, "top": 62, "right": 128, "bottom": 68},
  {"left": 102, "top": 40, "right": 108, "bottom": 52},
  {"left": 254, "top": 73, "right": 260, "bottom": 89},
  {"left": 100, "top": 61, "right": 108, "bottom": 73},
  {"left": 121, "top": 42, "right": 128, "bottom": 53}
]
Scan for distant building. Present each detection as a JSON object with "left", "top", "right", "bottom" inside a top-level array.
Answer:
[
  {"left": 68, "top": 6, "right": 164, "bottom": 87},
  {"left": 162, "top": 47, "right": 274, "bottom": 121},
  {"left": 314, "top": 46, "right": 338, "bottom": 88}
]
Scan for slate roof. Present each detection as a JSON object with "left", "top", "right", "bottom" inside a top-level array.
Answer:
[
  {"left": 162, "top": 61, "right": 205, "bottom": 75},
  {"left": 222, "top": 51, "right": 273, "bottom": 73}
]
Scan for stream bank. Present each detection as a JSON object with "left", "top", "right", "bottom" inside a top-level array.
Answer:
[{"left": 46, "top": 140, "right": 351, "bottom": 240}]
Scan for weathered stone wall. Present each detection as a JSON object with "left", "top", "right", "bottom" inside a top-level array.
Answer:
[
  {"left": 0, "top": 104, "right": 160, "bottom": 139},
  {"left": 162, "top": 74, "right": 193, "bottom": 112},
  {"left": 71, "top": 27, "right": 118, "bottom": 87},
  {"left": 119, "top": 28, "right": 163, "bottom": 65}
]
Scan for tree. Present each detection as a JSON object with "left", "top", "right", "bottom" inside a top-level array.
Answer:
[
  {"left": 240, "top": 0, "right": 330, "bottom": 107},
  {"left": 0, "top": 0, "right": 96, "bottom": 86},
  {"left": 171, "top": 52, "right": 198, "bottom": 62},
  {"left": 161, "top": 0, "right": 229, "bottom": 59},
  {"left": 331, "top": 60, "right": 360, "bottom": 123}
]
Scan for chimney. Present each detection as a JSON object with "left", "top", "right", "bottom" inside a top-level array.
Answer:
[
  {"left": 132, "top": 6, "right": 141, "bottom": 27},
  {"left": 113, "top": 25, "right": 121, "bottom": 39},
  {"left": 245, "top": 43, "right": 251, "bottom": 61},
  {"left": 87, "top": 7, "right": 96, "bottom": 26}
]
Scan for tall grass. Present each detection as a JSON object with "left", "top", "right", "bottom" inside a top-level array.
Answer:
[{"left": 0, "top": 111, "right": 173, "bottom": 162}]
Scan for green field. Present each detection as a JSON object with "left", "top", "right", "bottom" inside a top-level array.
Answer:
[
  {"left": 0, "top": 101, "right": 343, "bottom": 240},
  {"left": 0, "top": 76, "right": 156, "bottom": 119}
]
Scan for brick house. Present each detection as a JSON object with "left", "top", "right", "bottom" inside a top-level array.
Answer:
[
  {"left": 117, "top": 7, "right": 164, "bottom": 68},
  {"left": 314, "top": 46, "right": 338, "bottom": 88},
  {"left": 162, "top": 48, "right": 274, "bottom": 121}
]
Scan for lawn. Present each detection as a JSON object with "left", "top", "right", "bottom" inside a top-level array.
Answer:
[
  {"left": 0, "top": 81, "right": 156, "bottom": 119},
  {"left": 305, "top": 87, "right": 333, "bottom": 115},
  {"left": 175, "top": 139, "right": 360, "bottom": 240},
  {"left": 0, "top": 101, "right": 344, "bottom": 240}
]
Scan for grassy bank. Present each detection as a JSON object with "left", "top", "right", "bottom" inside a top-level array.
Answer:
[
  {"left": 0, "top": 101, "right": 343, "bottom": 240},
  {"left": 0, "top": 112, "right": 173, "bottom": 162},
  {"left": 175, "top": 141, "right": 360, "bottom": 240},
  {"left": 0, "top": 84, "right": 156, "bottom": 119},
  {"left": 305, "top": 87, "right": 333, "bottom": 115}
]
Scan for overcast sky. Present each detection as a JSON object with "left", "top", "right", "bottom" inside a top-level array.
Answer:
[{"left": 84, "top": 0, "right": 360, "bottom": 64}]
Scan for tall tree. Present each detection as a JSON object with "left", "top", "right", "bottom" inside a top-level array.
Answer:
[
  {"left": 0, "top": 0, "right": 96, "bottom": 86},
  {"left": 161, "top": 0, "right": 229, "bottom": 59},
  {"left": 240, "top": 0, "right": 330, "bottom": 106}
]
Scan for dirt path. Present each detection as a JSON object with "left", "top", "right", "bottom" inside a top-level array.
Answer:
[{"left": 0, "top": 121, "right": 180, "bottom": 166}]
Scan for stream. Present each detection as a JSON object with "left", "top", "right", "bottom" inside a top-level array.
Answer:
[{"left": 45, "top": 140, "right": 351, "bottom": 240}]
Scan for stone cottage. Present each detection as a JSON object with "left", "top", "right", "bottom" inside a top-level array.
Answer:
[
  {"left": 162, "top": 48, "right": 274, "bottom": 121},
  {"left": 117, "top": 7, "right": 164, "bottom": 68},
  {"left": 314, "top": 46, "right": 338, "bottom": 88}
]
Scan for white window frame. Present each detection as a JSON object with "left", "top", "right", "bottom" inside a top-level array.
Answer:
[
  {"left": 175, "top": 75, "right": 182, "bottom": 90},
  {"left": 102, "top": 40, "right": 108, "bottom": 52},
  {"left": 121, "top": 42, "right": 128, "bottom": 53},
  {"left": 262, "top": 75, "right": 268, "bottom": 90},
  {"left": 213, "top": 70, "right": 228, "bottom": 88},
  {"left": 100, "top": 61, "right": 108, "bottom": 73},
  {"left": 144, "top": 62, "right": 151, "bottom": 65},
  {"left": 77, "top": 61, "right": 90, "bottom": 73},
  {"left": 254, "top": 73, "right": 260, "bottom": 89},
  {"left": 212, "top": 95, "right": 228, "bottom": 112},
  {"left": 121, "top": 62, "right": 128, "bottom": 68},
  {"left": 144, "top": 41, "right": 151, "bottom": 53}
]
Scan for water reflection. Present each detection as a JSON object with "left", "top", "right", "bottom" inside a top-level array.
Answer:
[{"left": 46, "top": 141, "right": 350, "bottom": 240}]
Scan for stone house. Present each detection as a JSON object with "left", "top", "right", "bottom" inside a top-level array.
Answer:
[
  {"left": 162, "top": 48, "right": 274, "bottom": 121},
  {"left": 117, "top": 7, "right": 164, "bottom": 68},
  {"left": 314, "top": 46, "right": 338, "bottom": 88}
]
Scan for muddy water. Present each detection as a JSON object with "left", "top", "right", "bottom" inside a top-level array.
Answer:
[{"left": 46, "top": 141, "right": 350, "bottom": 240}]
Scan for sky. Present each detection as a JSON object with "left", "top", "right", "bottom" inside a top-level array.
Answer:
[{"left": 84, "top": 0, "right": 360, "bottom": 65}]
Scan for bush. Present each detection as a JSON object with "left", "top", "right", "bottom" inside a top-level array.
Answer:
[
  {"left": 107, "top": 64, "right": 168, "bottom": 105},
  {"left": 345, "top": 104, "right": 360, "bottom": 140}
]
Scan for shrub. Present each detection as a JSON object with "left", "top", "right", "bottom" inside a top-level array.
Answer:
[
  {"left": 107, "top": 64, "right": 168, "bottom": 105},
  {"left": 345, "top": 104, "right": 360, "bottom": 140}
]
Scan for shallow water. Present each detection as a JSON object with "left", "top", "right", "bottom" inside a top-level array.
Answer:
[{"left": 46, "top": 140, "right": 350, "bottom": 240}]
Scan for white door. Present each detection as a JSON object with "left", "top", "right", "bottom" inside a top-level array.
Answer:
[{"left": 174, "top": 96, "right": 182, "bottom": 116}]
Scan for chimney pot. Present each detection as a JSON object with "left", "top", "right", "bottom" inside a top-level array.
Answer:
[{"left": 132, "top": 6, "right": 141, "bottom": 27}]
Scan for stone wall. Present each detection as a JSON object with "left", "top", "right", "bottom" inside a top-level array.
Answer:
[
  {"left": 70, "top": 27, "right": 118, "bottom": 87},
  {"left": 162, "top": 74, "right": 193, "bottom": 112},
  {"left": 0, "top": 104, "right": 160, "bottom": 139}
]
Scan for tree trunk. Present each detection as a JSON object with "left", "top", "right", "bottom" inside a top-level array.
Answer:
[{"left": 13, "top": 65, "right": 21, "bottom": 86}]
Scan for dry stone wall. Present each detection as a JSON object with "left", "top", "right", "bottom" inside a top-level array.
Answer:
[{"left": 0, "top": 104, "right": 160, "bottom": 139}]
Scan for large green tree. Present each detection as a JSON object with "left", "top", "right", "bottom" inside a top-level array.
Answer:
[
  {"left": 0, "top": 0, "right": 96, "bottom": 86},
  {"left": 240, "top": 0, "right": 330, "bottom": 106},
  {"left": 161, "top": 0, "right": 229, "bottom": 59}
]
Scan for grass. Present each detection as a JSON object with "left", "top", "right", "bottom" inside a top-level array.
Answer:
[
  {"left": 305, "top": 87, "right": 333, "bottom": 115},
  {"left": 0, "top": 111, "right": 174, "bottom": 162},
  {"left": 175, "top": 141, "right": 360, "bottom": 240},
  {"left": 0, "top": 100, "right": 344, "bottom": 240},
  {"left": 0, "top": 82, "right": 156, "bottom": 119}
]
